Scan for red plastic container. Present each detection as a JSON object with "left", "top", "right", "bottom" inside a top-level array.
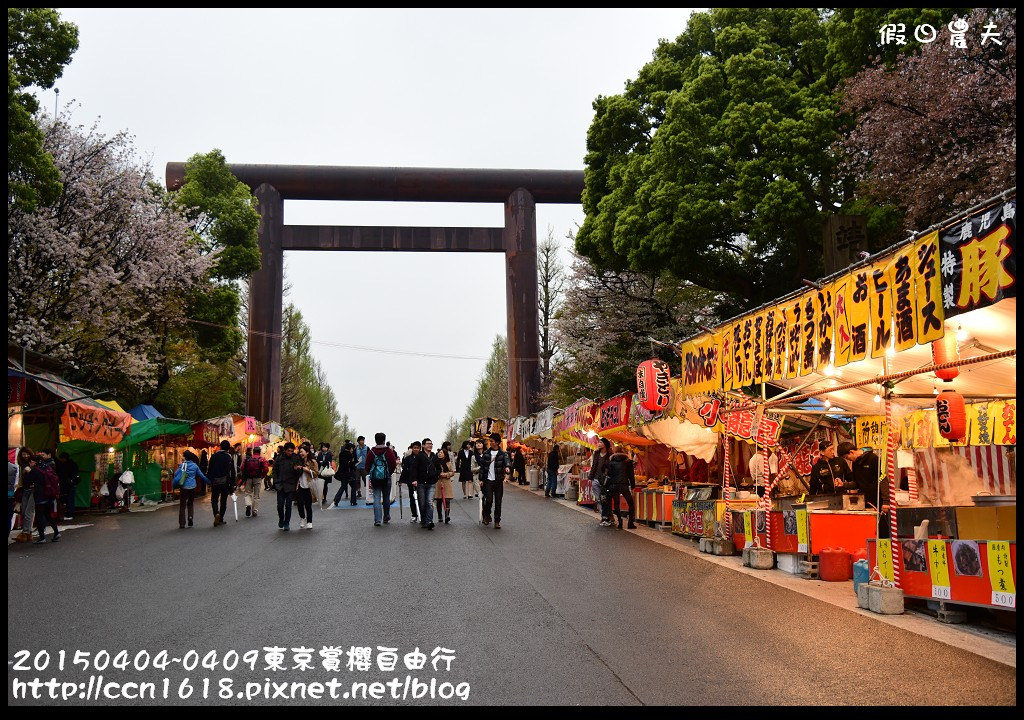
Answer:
[
  {"left": 819, "top": 547, "right": 853, "bottom": 582},
  {"left": 852, "top": 548, "right": 868, "bottom": 565}
]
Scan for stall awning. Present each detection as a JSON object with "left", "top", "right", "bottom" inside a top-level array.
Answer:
[
  {"left": 128, "top": 404, "right": 164, "bottom": 421},
  {"left": 115, "top": 417, "right": 193, "bottom": 449}
]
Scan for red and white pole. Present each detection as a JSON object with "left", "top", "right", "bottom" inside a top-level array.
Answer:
[{"left": 885, "top": 390, "right": 901, "bottom": 588}]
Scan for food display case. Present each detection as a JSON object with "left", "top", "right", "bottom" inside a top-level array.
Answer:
[{"left": 672, "top": 485, "right": 759, "bottom": 538}]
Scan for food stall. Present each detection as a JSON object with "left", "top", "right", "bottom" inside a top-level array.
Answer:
[{"left": 670, "top": 192, "right": 1016, "bottom": 594}]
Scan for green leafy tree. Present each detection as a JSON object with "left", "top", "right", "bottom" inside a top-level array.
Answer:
[
  {"left": 457, "top": 336, "right": 508, "bottom": 440},
  {"left": 576, "top": 8, "right": 968, "bottom": 311},
  {"left": 8, "top": 8, "right": 78, "bottom": 215}
]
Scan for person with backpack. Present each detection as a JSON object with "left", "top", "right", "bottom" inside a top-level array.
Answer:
[
  {"left": 56, "top": 452, "right": 80, "bottom": 521},
  {"left": 27, "top": 454, "right": 61, "bottom": 544},
  {"left": 241, "top": 447, "right": 269, "bottom": 518},
  {"left": 475, "top": 433, "right": 511, "bottom": 529},
  {"left": 364, "top": 432, "right": 398, "bottom": 527},
  {"left": 207, "top": 440, "right": 237, "bottom": 527},
  {"left": 172, "top": 451, "right": 208, "bottom": 529}
]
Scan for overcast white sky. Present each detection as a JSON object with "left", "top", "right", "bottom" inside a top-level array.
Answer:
[{"left": 48, "top": 8, "right": 698, "bottom": 448}]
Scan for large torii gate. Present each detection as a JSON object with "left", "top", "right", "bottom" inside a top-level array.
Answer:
[{"left": 165, "top": 163, "right": 584, "bottom": 423}]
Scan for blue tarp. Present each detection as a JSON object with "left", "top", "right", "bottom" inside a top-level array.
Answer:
[{"left": 129, "top": 404, "right": 164, "bottom": 421}]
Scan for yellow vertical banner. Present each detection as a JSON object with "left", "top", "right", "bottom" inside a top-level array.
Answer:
[
  {"left": 786, "top": 295, "right": 803, "bottom": 379},
  {"left": 849, "top": 267, "right": 871, "bottom": 363},
  {"left": 773, "top": 306, "right": 787, "bottom": 381},
  {"left": 992, "top": 400, "right": 1017, "bottom": 446},
  {"left": 987, "top": 541, "right": 1016, "bottom": 608},
  {"left": 763, "top": 308, "right": 778, "bottom": 382},
  {"left": 744, "top": 511, "right": 754, "bottom": 548},
  {"left": 870, "top": 258, "right": 894, "bottom": 359},
  {"left": 796, "top": 509, "right": 808, "bottom": 553},
  {"left": 800, "top": 292, "right": 817, "bottom": 376},
  {"left": 752, "top": 311, "right": 766, "bottom": 384},
  {"left": 891, "top": 246, "right": 918, "bottom": 352},
  {"left": 681, "top": 334, "right": 722, "bottom": 397},
  {"left": 832, "top": 276, "right": 853, "bottom": 368},
  {"left": 720, "top": 328, "right": 735, "bottom": 392},
  {"left": 816, "top": 284, "right": 834, "bottom": 370},
  {"left": 913, "top": 231, "right": 945, "bottom": 345},
  {"left": 877, "top": 540, "right": 894, "bottom": 583},
  {"left": 731, "top": 322, "right": 745, "bottom": 389},
  {"left": 968, "top": 402, "right": 993, "bottom": 445},
  {"left": 740, "top": 316, "right": 755, "bottom": 386},
  {"left": 928, "top": 540, "right": 951, "bottom": 600}
]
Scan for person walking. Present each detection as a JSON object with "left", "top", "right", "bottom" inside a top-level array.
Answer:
[
  {"left": 603, "top": 444, "right": 637, "bottom": 529},
  {"left": 198, "top": 449, "right": 210, "bottom": 497},
  {"left": 55, "top": 451, "right": 80, "bottom": 521},
  {"left": 364, "top": 433, "right": 398, "bottom": 527},
  {"left": 512, "top": 445, "right": 528, "bottom": 485},
  {"left": 456, "top": 441, "right": 475, "bottom": 499},
  {"left": 354, "top": 436, "right": 369, "bottom": 500},
  {"left": 331, "top": 441, "right": 354, "bottom": 507},
  {"left": 272, "top": 442, "right": 302, "bottom": 531},
  {"left": 546, "top": 441, "right": 561, "bottom": 498},
  {"left": 416, "top": 438, "right": 441, "bottom": 529},
  {"left": 398, "top": 444, "right": 419, "bottom": 523},
  {"left": 295, "top": 445, "right": 319, "bottom": 530},
  {"left": 589, "top": 439, "right": 612, "bottom": 523},
  {"left": 17, "top": 448, "right": 35, "bottom": 540},
  {"left": 172, "top": 451, "right": 208, "bottom": 529},
  {"left": 475, "top": 433, "right": 511, "bottom": 529},
  {"left": 434, "top": 441, "right": 455, "bottom": 525},
  {"left": 27, "top": 454, "right": 61, "bottom": 544},
  {"left": 8, "top": 459, "right": 19, "bottom": 534},
  {"left": 207, "top": 440, "right": 237, "bottom": 527},
  {"left": 316, "top": 442, "right": 335, "bottom": 510},
  {"left": 241, "top": 446, "right": 268, "bottom": 518}
]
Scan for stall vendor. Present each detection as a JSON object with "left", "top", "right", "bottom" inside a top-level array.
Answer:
[
  {"left": 838, "top": 442, "right": 886, "bottom": 509},
  {"left": 808, "top": 441, "right": 847, "bottom": 495}
]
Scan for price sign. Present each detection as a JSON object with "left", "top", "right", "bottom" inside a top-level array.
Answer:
[
  {"left": 744, "top": 511, "right": 754, "bottom": 548},
  {"left": 877, "top": 540, "right": 894, "bottom": 583},
  {"left": 987, "top": 541, "right": 1016, "bottom": 608},
  {"left": 796, "top": 510, "right": 808, "bottom": 553},
  {"left": 928, "top": 540, "right": 951, "bottom": 599}
]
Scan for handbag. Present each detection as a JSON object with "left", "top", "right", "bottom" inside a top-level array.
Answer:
[{"left": 319, "top": 465, "right": 336, "bottom": 478}]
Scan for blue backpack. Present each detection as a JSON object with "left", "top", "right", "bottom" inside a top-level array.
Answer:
[{"left": 369, "top": 451, "right": 390, "bottom": 487}]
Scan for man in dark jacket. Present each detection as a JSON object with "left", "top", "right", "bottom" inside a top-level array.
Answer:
[
  {"left": 415, "top": 439, "right": 441, "bottom": 529},
  {"left": 399, "top": 444, "right": 421, "bottom": 522},
  {"left": 545, "top": 442, "right": 560, "bottom": 498},
  {"left": 331, "top": 441, "right": 355, "bottom": 508},
  {"left": 475, "top": 433, "right": 511, "bottom": 529},
  {"left": 272, "top": 442, "right": 302, "bottom": 530},
  {"left": 839, "top": 442, "right": 886, "bottom": 509},
  {"left": 207, "top": 440, "right": 237, "bottom": 527},
  {"left": 809, "top": 441, "right": 846, "bottom": 495},
  {"left": 602, "top": 445, "right": 637, "bottom": 529},
  {"left": 56, "top": 452, "right": 80, "bottom": 521}
]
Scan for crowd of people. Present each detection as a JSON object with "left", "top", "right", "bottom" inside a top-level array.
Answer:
[{"left": 9, "top": 431, "right": 618, "bottom": 545}]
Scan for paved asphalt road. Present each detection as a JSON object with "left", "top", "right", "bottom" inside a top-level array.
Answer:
[{"left": 8, "top": 484, "right": 1016, "bottom": 706}]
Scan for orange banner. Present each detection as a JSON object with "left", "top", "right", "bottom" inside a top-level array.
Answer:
[{"left": 61, "top": 401, "right": 131, "bottom": 445}]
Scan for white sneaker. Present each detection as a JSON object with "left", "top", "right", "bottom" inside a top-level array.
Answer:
[
  {"left": 306, "top": 522, "right": 313, "bottom": 530},
  {"left": 299, "top": 519, "right": 307, "bottom": 529}
]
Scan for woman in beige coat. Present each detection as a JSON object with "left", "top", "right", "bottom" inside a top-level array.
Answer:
[{"left": 434, "top": 441, "right": 456, "bottom": 524}]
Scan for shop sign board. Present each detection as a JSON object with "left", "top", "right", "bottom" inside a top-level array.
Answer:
[
  {"left": 60, "top": 401, "right": 131, "bottom": 445},
  {"left": 928, "top": 539, "right": 952, "bottom": 600},
  {"left": 939, "top": 199, "right": 1016, "bottom": 319}
]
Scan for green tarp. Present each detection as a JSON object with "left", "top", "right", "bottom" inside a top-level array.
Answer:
[{"left": 57, "top": 417, "right": 192, "bottom": 505}]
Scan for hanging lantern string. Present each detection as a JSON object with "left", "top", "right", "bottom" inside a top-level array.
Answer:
[{"left": 722, "top": 349, "right": 1016, "bottom": 414}]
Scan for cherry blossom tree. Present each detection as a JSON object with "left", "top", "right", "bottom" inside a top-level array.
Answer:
[
  {"left": 8, "top": 116, "right": 211, "bottom": 396},
  {"left": 840, "top": 8, "right": 1016, "bottom": 231}
]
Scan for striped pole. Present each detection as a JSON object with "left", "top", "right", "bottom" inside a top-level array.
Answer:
[
  {"left": 759, "top": 443, "right": 770, "bottom": 548},
  {"left": 722, "top": 436, "right": 732, "bottom": 539},
  {"left": 885, "top": 390, "right": 901, "bottom": 588},
  {"left": 764, "top": 449, "right": 790, "bottom": 550}
]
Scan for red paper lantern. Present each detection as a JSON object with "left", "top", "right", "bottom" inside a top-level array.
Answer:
[
  {"left": 936, "top": 390, "right": 966, "bottom": 441},
  {"left": 931, "top": 332, "right": 959, "bottom": 382},
  {"left": 636, "top": 359, "right": 671, "bottom": 412}
]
